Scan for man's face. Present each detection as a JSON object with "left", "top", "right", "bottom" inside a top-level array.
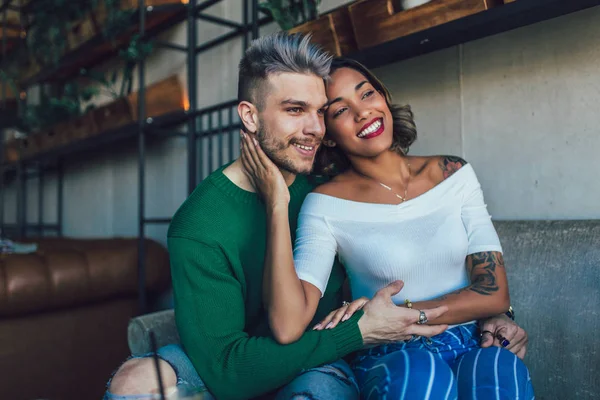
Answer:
[{"left": 256, "top": 72, "right": 327, "bottom": 175}]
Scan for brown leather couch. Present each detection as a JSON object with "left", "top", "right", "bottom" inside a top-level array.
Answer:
[{"left": 0, "top": 237, "right": 171, "bottom": 400}]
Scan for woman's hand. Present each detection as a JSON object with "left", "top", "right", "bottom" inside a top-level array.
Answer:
[
  {"left": 480, "top": 314, "right": 528, "bottom": 359},
  {"left": 240, "top": 131, "right": 290, "bottom": 207},
  {"left": 313, "top": 297, "right": 369, "bottom": 330}
]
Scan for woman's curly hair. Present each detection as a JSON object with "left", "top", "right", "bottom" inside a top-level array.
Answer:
[{"left": 314, "top": 57, "right": 417, "bottom": 176}]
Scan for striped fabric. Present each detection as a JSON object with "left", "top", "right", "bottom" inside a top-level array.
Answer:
[{"left": 353, "top": 323, "right": 534, "bottom": 400}]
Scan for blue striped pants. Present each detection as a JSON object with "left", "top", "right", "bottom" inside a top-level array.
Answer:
[{"left": 352, "top": 323, "right": 534, "bottom": 400}]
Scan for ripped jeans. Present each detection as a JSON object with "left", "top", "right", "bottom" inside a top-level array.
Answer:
[{"left": 104, "top": 344, "right": 359, "bottom": 400}]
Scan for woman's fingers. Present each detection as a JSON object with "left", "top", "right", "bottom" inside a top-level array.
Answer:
[
  {"left": 313, "top": 306, "right": 347, "bottom": 331},
  {"left": 516, "top": 346, "right": 527, "bottom": 360},
  {"left": 501, "top": 325, "right": 528, "bottom": 356},
  {"left": 240, "top": 132, "right": 258, "bottom": 173},
  {"left": 342, "top": 298, "right": 369, "bottom": 322},
  {"left": 313, "top": 311, "right": 334, "bottom": 331},
  {"left": 325, "top": 307, "right": 349, "bottom": 330},
  {"left": 240, "top": 144, "right": 256, "bottom": 186},
  {"left": 252, "top": 134, "right": 278, "bottom": 170},
  {"left": 243, "top": 132, "right": 264, "bottom": 172},
  {"left": 313, "top": 298, "right": 370, "bottom": 331}
]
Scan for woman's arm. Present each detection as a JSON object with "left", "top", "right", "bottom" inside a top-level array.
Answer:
[
  {"left": 263, "top": 204, "right": 323, "bottom": 343},
  {"left": 321, "top": 251, "right": 509, "bottom": 330},
  {"left": 410, "top": 159, "right": 510, "bottom": 324},
  {"left": 240, "top": 133, "right": 323, "bottom": 344},
  {"left": 405, "top": 251, "right": 510, "bottom": 325}
]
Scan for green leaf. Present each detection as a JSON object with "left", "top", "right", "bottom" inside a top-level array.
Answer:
[
  {"left": 64, "top": 83, "right": 78, "bottom": 97},
  {"left": 80, "top": 91, "right": 94, "bottom": 102},
  {"left": 259, "top": 0, "right": 319, "bottom": 30}
]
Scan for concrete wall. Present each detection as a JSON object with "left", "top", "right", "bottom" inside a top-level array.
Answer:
[
  {"left": 374, "top": 7, "right": 600, "bottom": 220},
  {"left": 3, "top": 1, "right": 599, "bottom": 244}
]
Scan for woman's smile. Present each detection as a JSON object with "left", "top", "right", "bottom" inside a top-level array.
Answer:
[{"left": 357, "top": 118, "right": 384, "bottom": 139}]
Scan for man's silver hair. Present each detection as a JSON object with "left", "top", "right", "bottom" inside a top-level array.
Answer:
[{"left": 238, "top": 32, "right": 332, "bottom": 110}]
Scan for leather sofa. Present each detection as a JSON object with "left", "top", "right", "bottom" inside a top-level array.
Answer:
[
  {"left": 127, "top": 220, "right": 600, "bottom": 400},
  {"left": 0, "top": 237, "right": 171, "bottom": 400}
]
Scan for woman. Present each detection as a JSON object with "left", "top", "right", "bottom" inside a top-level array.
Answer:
[{"left": 241, "top": 57, "right": 533, "bottom": 399}]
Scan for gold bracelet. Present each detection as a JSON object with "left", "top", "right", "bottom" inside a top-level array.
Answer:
[{"left": 404, "top": 299, "right": 413, "bottom": 309}]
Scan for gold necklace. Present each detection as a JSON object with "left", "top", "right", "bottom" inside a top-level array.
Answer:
[{"left": 359, "top": 162, "right": 412, "bottom": 203}]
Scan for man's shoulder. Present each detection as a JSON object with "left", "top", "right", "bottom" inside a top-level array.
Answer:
[{"left": 168, "top": 172, "right": 235, "bottom": 240}]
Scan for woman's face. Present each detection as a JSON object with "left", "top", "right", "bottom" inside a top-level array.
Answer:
[{"left": 324, "top": 67, "right": 394, "bottom": 159}]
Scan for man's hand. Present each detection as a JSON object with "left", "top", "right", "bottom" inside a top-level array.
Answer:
[
  {"left": 357, "top": 281, "right": 449, "bottom": 345},
  {"left": 480, "top": 314, "right": 528, "bottom": 359}
]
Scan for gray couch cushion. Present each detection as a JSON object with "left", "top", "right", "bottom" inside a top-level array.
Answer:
[
  {"left": 129, "top": 220, "right": 600, "bottom": 399},
  {"left": 494, "top": 220, "right": 600, "bottom": 400},
  {"left": 128, "top": 309, "right": 179, "bottom": 356}
]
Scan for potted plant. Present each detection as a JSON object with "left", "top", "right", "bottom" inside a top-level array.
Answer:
[{"left": 259, "top": 0, "right": 357, "bottom": 57}]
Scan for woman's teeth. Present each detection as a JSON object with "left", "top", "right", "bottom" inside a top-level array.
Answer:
[
  {"left": 293, "top": 143, "right": 314, "bottom": 151},
  {"left": 358, "top": 119, "right": 382, "bottom": 138}
]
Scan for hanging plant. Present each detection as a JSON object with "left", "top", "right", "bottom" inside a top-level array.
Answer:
[
  {"left": 19, "top": 80, "right": 101, "bottom": 132},
  {"left": 0, "top": 0, "right": 155, "bottom": 133},
  {"left": 24, "top": 0, "right": 90, "bottom": 66},
  {"left": 24, "top": 0, "right": 138, "bottom": 66},
  {"left": 118, "top": 34, "right": 154, "bottom": 96},
  {"left": 259, "top": 0, "right": 321, "bottom": 31},
  {"left": 93, "top": 0, "right": 136, "bottom": 42}
]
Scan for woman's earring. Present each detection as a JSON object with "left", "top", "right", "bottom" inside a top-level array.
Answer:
[{"left": 323, "top": 140, "right": 337, "bottom": 148}]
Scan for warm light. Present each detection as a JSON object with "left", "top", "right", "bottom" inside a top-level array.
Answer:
[
  {"left": 183, "top": 95, "right": 190, "bottom": 111},
  {"left": 19, "top": 91, "right": 26, "bottom": 100},
  {"left": 181, "top": 0, "right": 189, "bottom": 4}
]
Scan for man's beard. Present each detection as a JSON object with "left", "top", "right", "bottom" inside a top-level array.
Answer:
[{"left": 256, "top": 125, "right": 313, "bottom": 175}]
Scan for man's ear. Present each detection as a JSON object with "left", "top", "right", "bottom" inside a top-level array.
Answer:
[
  {"left": 322, "top": 139, "right": 337, "bottom": 148},
  {"left": 238, "top": 101, "right": 259, "bottom": 134}
]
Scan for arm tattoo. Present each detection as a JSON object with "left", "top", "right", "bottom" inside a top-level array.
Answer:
[
  {"left": 437, "top": 251, "right": 504, "bottom": 299},
  {"left": 438, "top": 156, "right": 467, "bottom": 180},
  {"left": 468, "top": 251, "right": 505, "bottom": 296}
]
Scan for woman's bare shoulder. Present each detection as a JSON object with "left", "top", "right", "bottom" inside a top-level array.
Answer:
[
  {"left": 312, "top": 173, "right": 362, "bottom": 198},
  {"left": 435, "top": 155, "right": 468, "bottom": 180},
  {"left": 412, "top": 155, "right": 468, "bottom": 182}
]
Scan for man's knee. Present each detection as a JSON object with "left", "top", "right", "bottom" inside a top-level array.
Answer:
[{"left": 108, "top": 357, "right": 177, "bottom": 395}]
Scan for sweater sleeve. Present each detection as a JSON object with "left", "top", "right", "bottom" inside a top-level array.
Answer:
[
  {"left": 461, "top": 166, "right": 503, "bottom": 255},
  {"left": 169, "top": 237, "right": 363, "bottom": 400}
]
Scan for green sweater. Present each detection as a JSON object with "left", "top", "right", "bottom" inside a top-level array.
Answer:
[{"left": 167, "top": 166, "right": 364, "bottom": 400}]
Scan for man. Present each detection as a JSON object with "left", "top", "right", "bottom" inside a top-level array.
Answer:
[{"left": 105, "top": 32, "right": 528, "bottom": 400}]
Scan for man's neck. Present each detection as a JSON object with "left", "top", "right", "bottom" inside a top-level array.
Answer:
[
  {"left": 280, "top": 169, "right": 296, "bottom": 186},
  {"left": 223, "top": 158, "right": 296, "bottom": 192}
]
